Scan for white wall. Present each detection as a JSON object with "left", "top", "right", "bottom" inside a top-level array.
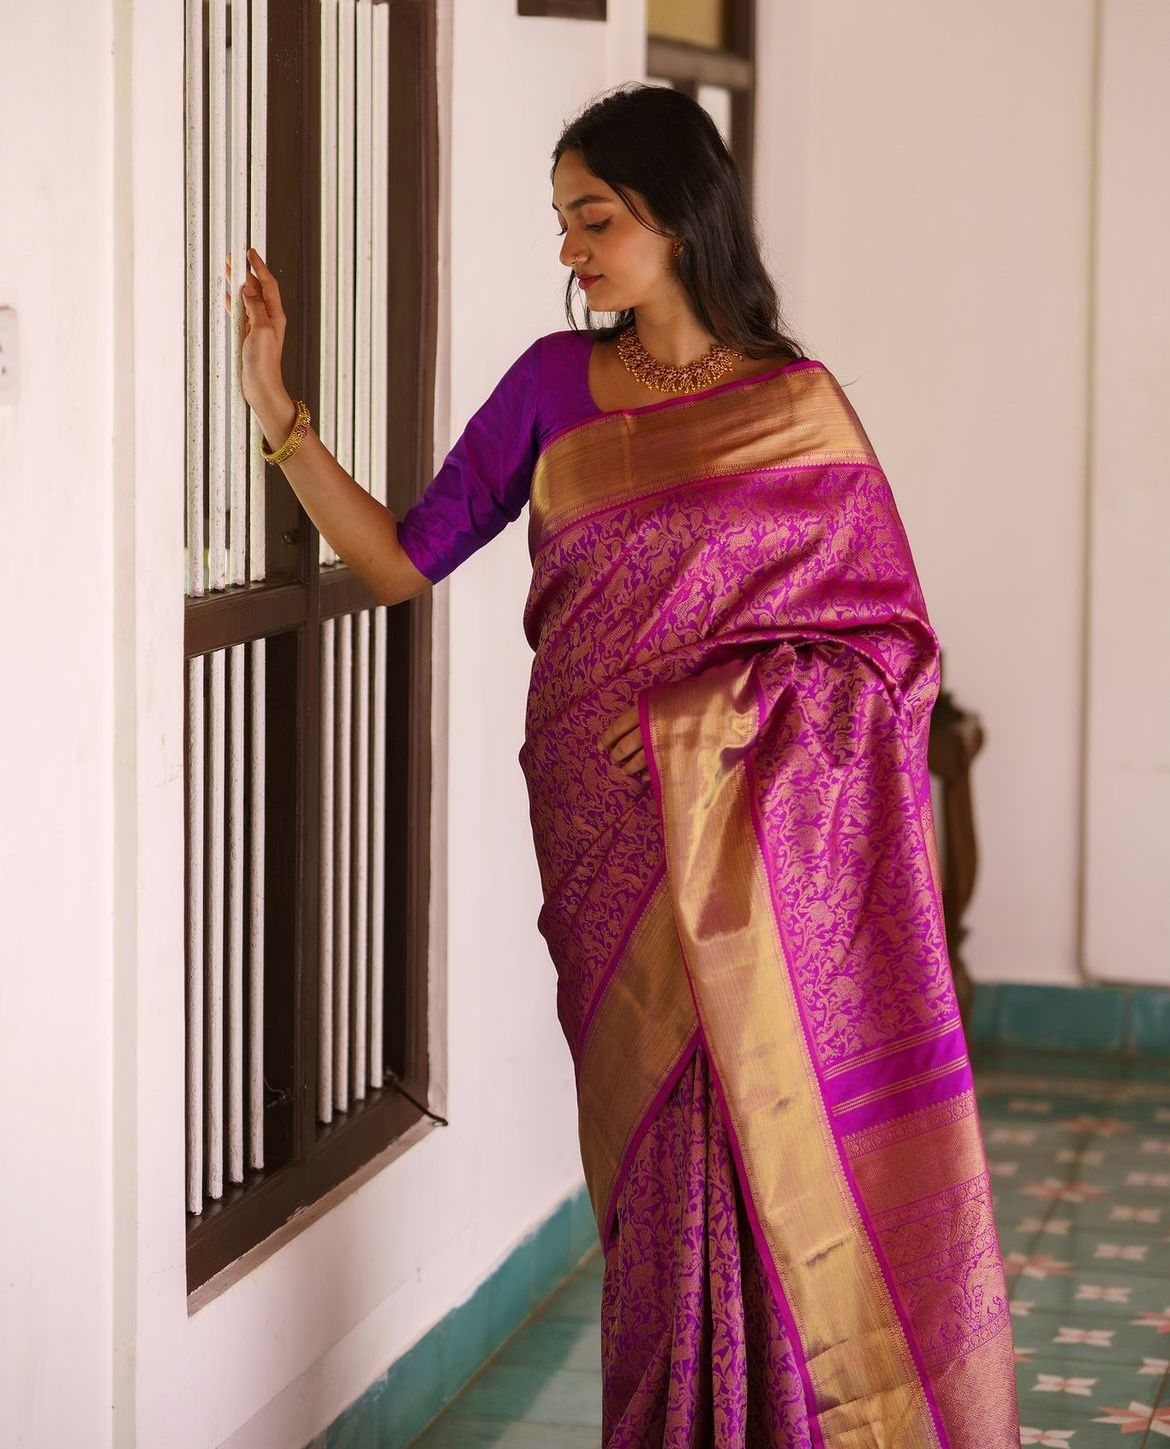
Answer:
[
  {"left": 0, "top": 3, "right": 117, "bottom": 1447},
  {"left": 757, "top": 0, "right": 1166, "bottom": 986},
  {"left": 0, "top": 2, "right": 645, "bottom": 1447},
  {"left": 1082, "top": 2, "right": 1170, "bottom": 985}
]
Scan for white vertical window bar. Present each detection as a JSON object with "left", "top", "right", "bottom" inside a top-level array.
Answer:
[
  {"left": 318, "top": 627, "right": 336, "bottom": 1122},
  {"left": 354, "top": 0, "right": 372, "bottom": 501},
  {"left": 368, "top": 607, "right": 386, "bottom": 1084},
  {"left": 350, "top": 0, "right": 373, "bottom": 1101},
  {"left": 247, "top": 0, "right": 268, "bottom": 590},
  {"left": 368, "top": 1, "right": 389, "bottom": 1089},
  {"left": 248, "top": 642, "right": 266, "bottom": 1172},
  {"left": 319, "top": 0, "right": 339, "bottom": 567},
  {"left": 247, "top": 637, "right": 266, "bottom": 1170},
  {"left": 184, "top": 0, "right": 207, "bottom": 1215},
  {"left": 335, "top": 0, "right": 356, "bottom": 561},
  {"left": 330, "top": 0, "right": 357, "bottom": 1113},
  {"left": 185, "top": 0, "right": 207, "bottom": 603},
  {"left": 334, "top": 618, "right": 353, "bottom": 1110},
  {"left": 185, "top": 662, "right": 206, "bottom": 1213},
  {"left": 227, "top": 643, "right": 245, "bottom": 1184},
  {"left": 352, "top": 622, "right": 370, "bottom": 1101},
  {"left": 248, "top": 0, "right": 268, "bottom": 1173},
  {"left": 207, "top": 651, "right": 226, "bottom": 1199},
  {"left": 208, "top": 0, "right": 228, "bottom": 593},
  {"left": 229, "top": 0, "right": 248, "bottom": 589},
  {"left": 205, "top": 0, "right": 229, "bottom": 1203},
  {"left": 226, "top": 0, "right": 250, "bottom": 1189}
]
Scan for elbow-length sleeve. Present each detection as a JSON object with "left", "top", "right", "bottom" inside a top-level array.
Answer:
[{"left": 395, "top": 335, "right": 542, "bottom": 585}]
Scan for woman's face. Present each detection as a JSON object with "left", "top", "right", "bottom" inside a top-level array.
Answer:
[{"left": 551, "top": 150, "right": 675, "bottom": 313}]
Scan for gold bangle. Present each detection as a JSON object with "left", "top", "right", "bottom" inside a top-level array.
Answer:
[{"left": 260, "top": 398, "right": 311, "bottom": 465}]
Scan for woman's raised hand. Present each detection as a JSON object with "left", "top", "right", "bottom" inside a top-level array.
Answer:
[
  {"left": 222, "top": 247, "right": 289, "bottom": 414},
  {"left": 600, "top": 703, "right": 648, "bottom": 781}
]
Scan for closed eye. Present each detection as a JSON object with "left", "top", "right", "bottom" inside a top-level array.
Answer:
[{"left": 556, "top": 220, "right": 610, "bottom": 236}]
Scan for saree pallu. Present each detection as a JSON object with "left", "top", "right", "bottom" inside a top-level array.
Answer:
[{"left": 517, "top": 359, "right": 1019, "bottom": 1448}]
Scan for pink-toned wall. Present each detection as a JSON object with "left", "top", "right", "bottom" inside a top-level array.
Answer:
[{"left": 756, "top": 0, "right": 1168, "bottom": 989}]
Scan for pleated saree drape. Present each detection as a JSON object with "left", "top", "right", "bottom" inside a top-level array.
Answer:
[{"left": 517, "top": 357, "right": 1019, "bottom": 1448}]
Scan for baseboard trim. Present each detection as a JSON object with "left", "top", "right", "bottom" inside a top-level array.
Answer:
[
  {"left": 302, "top": 1182, "right": 599, "bottom": 1449},
  {"left": 968, "top": 981, "right": 1170, "bottom": 1058}
]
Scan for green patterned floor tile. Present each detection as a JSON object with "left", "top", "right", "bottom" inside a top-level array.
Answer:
[
  {"left": 1014, "top": 1307, "right": 1170, "bottom": 1365},
  {"left": 1015, "top": 1349, "right": 1157, "bottom": 1397},
  {"left": 1001, "top": 1219, "right": 1116, "bottom": 1250},
  {"left": 1057, "top": 1156, "right": 1170, "bottom": 1194},
  {"left": 1012, "top": 1269, "right": 1170, "bottom": 1321},
  {"left": 1097, "top": 1078, "right": 1170, "bottom": 1102},
  {"left": 1123, "top": 1058, "right": 1170, "bottom": 1084},
  {"left": 1048, "top": 1229, "right": 1170, "bottom": 1278},
  {"left": 1090, "top": 1112, "right": 1170, "bottom": 1143},
  {"left": 1005, "top": 1244, "right": 1086, "bottom": 1288},
  {"left": 1017, "top": 1409, "right": 1132, "bottom": 1448},
  {"left": 987, "top": 1155, "right": 1085, "bottom": 1192},
  {"left": 1075, "top": 1147, "right": 1170, "bottom": 1182},
  {"left": 985, "top": 1146, "right": 1097, "bottom": 1181},
  {"left": 1014, "top": 1352, "right": 1169, "bottom": 1448},
  {"left": 996, "top": 1175, "right": 1123, "bottom": 1217},
  {"left": 1016, "top": 1391, "right": 1170, "bottom": 1446},
  {"left": 977, "top": 1072, "right": 1118, "bottom": 1097},
  {"left": 999, "top": 1218, "right": 1049, "bottom": 1244},
  {"left": 396, "top": 1052, "right": 1167, "bottom": 1448},
  {"left": 1021, "top": 1195, "right": 1167, "bottom": 1237},
  {"left": 983, "top": 1116, "right": 1105, "bottom": 1148},
  {"left": 998, "top": 1168, "right": 1118, "bottom": 1217}
]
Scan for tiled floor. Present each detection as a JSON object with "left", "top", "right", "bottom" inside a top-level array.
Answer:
[{"left": 409, "top": 1050, "right": 1170, "bottom": 1447}]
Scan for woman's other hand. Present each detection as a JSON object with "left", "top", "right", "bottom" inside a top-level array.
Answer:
[
  {"left": 222, "top": 247, "right": 289, "bottom": 414},
  {"left": 600, "top": 704, "right": 648, "bottom": 781}
]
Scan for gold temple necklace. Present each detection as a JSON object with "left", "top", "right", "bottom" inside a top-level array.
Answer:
[{"left": 615, "top": 322, "right": 742, "bottom": 394}]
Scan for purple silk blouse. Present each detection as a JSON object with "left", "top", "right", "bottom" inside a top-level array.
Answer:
[{"left": 395, "top": 328, "right": 599, "bottom": 585}]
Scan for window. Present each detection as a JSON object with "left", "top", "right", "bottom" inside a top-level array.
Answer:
[
  {"left": 646, "top": 0, "right": 756, "bottom": 198},
  {"left": 517, "top": 0, "right": 606, "bottom": 19},
  {"left": 182, "top": 0, "right": 439, "bottom": 1298}
]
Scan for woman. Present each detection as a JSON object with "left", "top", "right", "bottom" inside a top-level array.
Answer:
[{"left": 229, "top": 82, "right": 1019, "bottom": 1449}]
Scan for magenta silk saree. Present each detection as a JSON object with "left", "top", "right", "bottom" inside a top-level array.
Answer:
[{"left": 516, "top": 357, "right": 1019, "bottom": 1448}]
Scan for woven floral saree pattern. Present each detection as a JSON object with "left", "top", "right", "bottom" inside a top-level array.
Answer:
[{"left": 517, "top": 360, "right": 1019, "bottom": 1447}]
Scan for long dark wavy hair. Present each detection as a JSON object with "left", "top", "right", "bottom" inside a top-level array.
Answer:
[{"left": 551, "top": 82, "right": 808, "bottom": 363}]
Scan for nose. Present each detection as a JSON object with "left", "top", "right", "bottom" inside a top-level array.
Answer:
[{"left": 559, "top": 233, "right": 587, "bottom": 271}]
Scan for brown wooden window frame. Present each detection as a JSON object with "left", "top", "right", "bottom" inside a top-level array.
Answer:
[
  {"left": 184, "top": 0, "right": 440, "bottom": 1300},
  {"left": 517, "top": 0, "right": 607, "bottom": 20},
  {"left": 647, "top": 0, "right": 756, "bottom": 199}
]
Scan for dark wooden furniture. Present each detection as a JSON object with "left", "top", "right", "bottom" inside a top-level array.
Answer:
[{"left": 927, "top": 649, "right": 985, "bottom": 1036}]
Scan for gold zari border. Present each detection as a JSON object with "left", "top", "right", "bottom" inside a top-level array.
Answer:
[
  {"left": 530, "top": 362, "right": 879, "bottom": 551},
  {"left": 575, "top": 875, "right": 699, "bottom": 1244},
  {"left": 644, "top": 654, "right": 941, "bottom": 1448}
]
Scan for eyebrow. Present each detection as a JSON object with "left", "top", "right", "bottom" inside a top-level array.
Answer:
[{"left": 550, "top": 193, "right": 612, "bottom": 214}]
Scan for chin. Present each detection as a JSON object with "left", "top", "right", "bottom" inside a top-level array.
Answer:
[{"left": 588, "top": 294, "right": 631, "bottom": 315}]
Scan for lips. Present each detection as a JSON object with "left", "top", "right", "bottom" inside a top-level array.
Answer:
[{"left": 577, "top": 274, "right": 601, "bottom": 287}]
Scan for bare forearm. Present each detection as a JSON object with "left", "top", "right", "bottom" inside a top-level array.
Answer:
[{"left": 253, "top": 391, "right": 430, "bottom": 606}]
